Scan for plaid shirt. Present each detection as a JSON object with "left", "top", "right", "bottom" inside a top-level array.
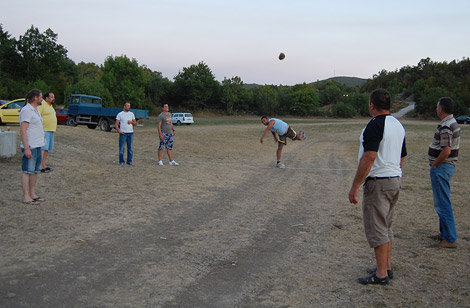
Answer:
[{"left": 428, "top": 115, "right": 460, "bottom": 166}]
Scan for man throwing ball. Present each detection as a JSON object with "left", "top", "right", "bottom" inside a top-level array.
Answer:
[{"left": 260, "top": 116, "right": 305, "bottom": 168}]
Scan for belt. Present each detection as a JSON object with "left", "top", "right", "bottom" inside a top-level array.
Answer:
[{"left": 365, "top": 176, "right": 399, "bottom": 182}]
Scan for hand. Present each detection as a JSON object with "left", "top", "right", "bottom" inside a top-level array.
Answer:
[
  {"left": 118, "top": 130, "right": 124, "bottom": 135},
  {"left": 160, "top": 135, "right": 164, "bottom": 141},
  {"left": 127, "top": 120, "right": 131, "bottom": 124},
  {"left": 24, "top": 148, "right": 32, "bottom": 159},
  {"left": 260, "top": 138, "right": 264, "bottom": 144},
  {"left": 348, "top": 186, "right": 359, "bottom": 204}
]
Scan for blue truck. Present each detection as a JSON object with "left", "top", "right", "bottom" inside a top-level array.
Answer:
[{"left": 66, "top": 94, "right": 149, "bottom": 132}]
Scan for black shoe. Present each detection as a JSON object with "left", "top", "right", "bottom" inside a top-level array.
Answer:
[
  {"left": 366, "top": 268, "right": 394, "bottom": 279},
  {"left": 357, "top": 273, "right": 390, "bottom": 285}
]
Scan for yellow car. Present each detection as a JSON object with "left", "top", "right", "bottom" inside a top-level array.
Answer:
[{"left": 0, "top": 99, "right": 26, "bottom": 124}]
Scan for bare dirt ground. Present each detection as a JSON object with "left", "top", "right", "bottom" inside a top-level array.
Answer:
[{"left": 1, "top": 117, "right": 469, "bottom": 308}]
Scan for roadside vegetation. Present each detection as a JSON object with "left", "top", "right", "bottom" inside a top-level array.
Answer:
[{"left": 1, "top": 25, "right": 469, "bottom": 118}]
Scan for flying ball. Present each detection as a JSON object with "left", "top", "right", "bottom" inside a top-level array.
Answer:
[{"left": 279, "top": 52, "right": 285, "bottom": 60}]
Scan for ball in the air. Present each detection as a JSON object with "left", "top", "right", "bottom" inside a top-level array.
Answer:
[{"left": 279, "top": 52, "right": 285, "bottom": 60}]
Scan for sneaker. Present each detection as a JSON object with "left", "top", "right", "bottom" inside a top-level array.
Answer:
[
  {"left": 299, "top": 130, "right": 306, "bottom": 140},
  {"left": 169, "top": 161, "right": 179, "bottom": 166},
  {"left": 127, "top": 162, "right": 134, "bottom": 166},
  {"left": 276, "top": 162, "right": 285, "bottom": 168},
  {"left": 157, "top": 160, "right": 163, "bottom": 166},
  {"left": 119, "top": 163, "right": 124, "bottom": 167}
]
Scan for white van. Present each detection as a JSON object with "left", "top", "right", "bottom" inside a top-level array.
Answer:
[{"left": 172, "top": 113, "right": 194, "bottom": 125}]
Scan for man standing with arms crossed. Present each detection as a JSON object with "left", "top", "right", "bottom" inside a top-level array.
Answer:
[
  {"left": 38, "top": 92, "right": 56, "bottom": 173},
  {"left": 116, "top": 102, "right": 136, "bottom": 166},
  {"left": 348, "top": 89, "right": 407, "bottom": 285},
  {"left": 428, "top": 97, "right": 460, "bottom": 248},
  {"left": 157, "top": 103, "right": 178, "bottom": 166}
]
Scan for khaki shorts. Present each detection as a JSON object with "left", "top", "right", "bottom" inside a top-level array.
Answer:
[{"left": 362, "top": 177, "right": 401, "bottom": 248}]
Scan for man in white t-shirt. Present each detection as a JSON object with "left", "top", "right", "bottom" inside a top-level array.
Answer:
[
  {"left": 20, "top": 89, "right": 46, "bottom": 205},
  {"left": 116, "top": 102, "right": 136, "bottom": 166}
]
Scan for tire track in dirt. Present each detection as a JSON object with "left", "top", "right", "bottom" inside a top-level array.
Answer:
[
  {"left": 161, "top": 132, "right": 358, "bottom": 307},
  {"left": 0, "top": 159, "right": 305, "bottom": 307}
]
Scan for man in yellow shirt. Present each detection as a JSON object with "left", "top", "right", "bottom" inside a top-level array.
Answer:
[{"left": 38, "top": 92, "right": 57, "bottom": 173}]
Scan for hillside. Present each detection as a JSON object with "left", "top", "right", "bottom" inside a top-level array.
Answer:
[
  {"left": 310, "top": 76, "right": 368, "bottom": 87},
  {"left": 243, "top": 76, "right": 368, "bottom": 89}
]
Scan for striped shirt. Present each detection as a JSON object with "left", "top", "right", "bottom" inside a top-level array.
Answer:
[{"left": 428, "top": 115, "right": 460, "bottom": 166}]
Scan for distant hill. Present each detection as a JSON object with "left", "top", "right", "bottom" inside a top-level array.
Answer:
[
  {"left": 310, "top": 76, "right": 368, "bottom": 87},
  {"left": 243, "top": 76, "right": 368, "bottom": 90}
]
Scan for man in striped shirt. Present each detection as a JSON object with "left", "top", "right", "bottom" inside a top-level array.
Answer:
[{"left": 428, "top": 97, "right": 460, "bottom": 248}]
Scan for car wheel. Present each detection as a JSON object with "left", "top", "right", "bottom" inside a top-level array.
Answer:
[
  {"left": 99, "top": 118, "right": 111, "bottom": 132},
  {"left": 66, "top": 118, "right": 77, "bottom": 127},
  {"left": 176, "top": 120, "right": 181, "bottom": 126}
]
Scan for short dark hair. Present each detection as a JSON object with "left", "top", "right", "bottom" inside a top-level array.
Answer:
[
  {"left": 369, "top": 89, "right": 391, "bottom": 111},
  {"left": 123, "top": 101, "right": 130, "bottom": 106},
  {"left": 260, "top": 115, "right": 268, "bottom": 120},
  {"left": 43, "top": 92, "right": 53, "bottom": 99},
  {"left": 162, "top": 103, "right": 168, "bottom": 108},
  {"left": 438, "top": 97, "right": 454, "bottom": 114}
]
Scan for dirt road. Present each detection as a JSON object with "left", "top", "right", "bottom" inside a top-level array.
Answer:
[{"left": 1, "top": 118, "right": 469, "bottom": 307}]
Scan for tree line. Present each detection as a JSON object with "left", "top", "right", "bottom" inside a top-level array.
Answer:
[{"left": 1, "top": 25, "right": 469, "bottom": 117}]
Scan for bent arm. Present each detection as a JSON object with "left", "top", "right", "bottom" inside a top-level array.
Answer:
[{"left": 431, "top": 146, "right": 451, "bottom": 168}]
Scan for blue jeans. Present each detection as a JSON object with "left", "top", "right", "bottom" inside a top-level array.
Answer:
[
  {"left": 21, "top": 147, "right": 42, "bottom": 174},
  {"left": 430, "top": 163, "right": 457, "bottom": 243},
  {"left": 119, "top": 133, "right": 133, "bottom": 164}
]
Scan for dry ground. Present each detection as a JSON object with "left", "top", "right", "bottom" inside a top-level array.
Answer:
[{"left": 0, "top": 117, "right": 469, "bottom": 308}]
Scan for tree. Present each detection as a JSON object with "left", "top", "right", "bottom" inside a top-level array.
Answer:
[
  {"left": 77, "top": 62, "right": 102, "bottom": 81},
  {"left": 221, "top": 76, "right": 249, "bottom": 114},
  {"left": 0, "top": 25, "right": 25, "bottom": 98},
  {"left": 101, "top": 55, "right": 146, "bottom": 108},
  {"left": 347, "top": 93, "right": 369, "bottom": 116},
  {"left": 16, "top": 26, "right": 69, "bottom": 82},
  {"left": 289, "top": 83, "right": 319, "bottom": 116},
  {"left": 318, "top": 81, "right": 343, "bottom": 106},
  {"left": 141, "top": 65, "right": 172, "bottom": 113},
  {"left": 252, "top": 85, "right": 279, "bottom": 115},
  {"left": 173, "top": 62, "right": 220, "bottom": 110}
]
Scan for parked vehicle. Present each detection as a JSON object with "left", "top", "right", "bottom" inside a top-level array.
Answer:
[
  {"left": 66, "top": 94, "right": 149, "bottom": 131},
  {"left": 171, "top": 112, "right": 194, "bottom": 125},
  {"left": 0, "top": 99, "right": 26, "bottom": 124},
  {"left": 55, "top": 108, "right": 68, "bottom": 125},
  {"left": 0, "top": 100, "right": 9, "bottom": 106},
  {"left": 455, "top": 116, "right": 470, "bottom": 124}
]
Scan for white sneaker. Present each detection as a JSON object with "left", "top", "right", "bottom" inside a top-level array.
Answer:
[
  {"left": 157, "top": 160, "right": 163, "bottom": 166},
  {"left": 169, "top": 161, "right": 179, "bottom": 166},
  {"left": 276, "top": 162, "right": 285, "bottom": 168}
]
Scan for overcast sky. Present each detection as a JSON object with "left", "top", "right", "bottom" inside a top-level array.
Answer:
[{"left": 2, "top": 0, "right": 470, "bottom": 85}]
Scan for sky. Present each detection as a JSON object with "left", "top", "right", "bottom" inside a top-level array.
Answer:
[{"left": 1, "top": 0, "right": 470, "bottom": 85}]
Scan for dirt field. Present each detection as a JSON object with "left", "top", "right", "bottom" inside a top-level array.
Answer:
[{"left": 1, "top": 117, "right": 469, "bottom": 308}]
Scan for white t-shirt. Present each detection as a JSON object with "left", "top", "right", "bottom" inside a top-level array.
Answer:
[
  {"left": 19, "top": 103, "right": 46, "bottom": 149},
  {"left": 116, "top": 111, "right": 135, "bottom": 133}
]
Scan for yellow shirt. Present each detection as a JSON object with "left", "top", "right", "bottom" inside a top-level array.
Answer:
[{"left": 38, "top": 101, "right": 57, "bottom": 132}]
